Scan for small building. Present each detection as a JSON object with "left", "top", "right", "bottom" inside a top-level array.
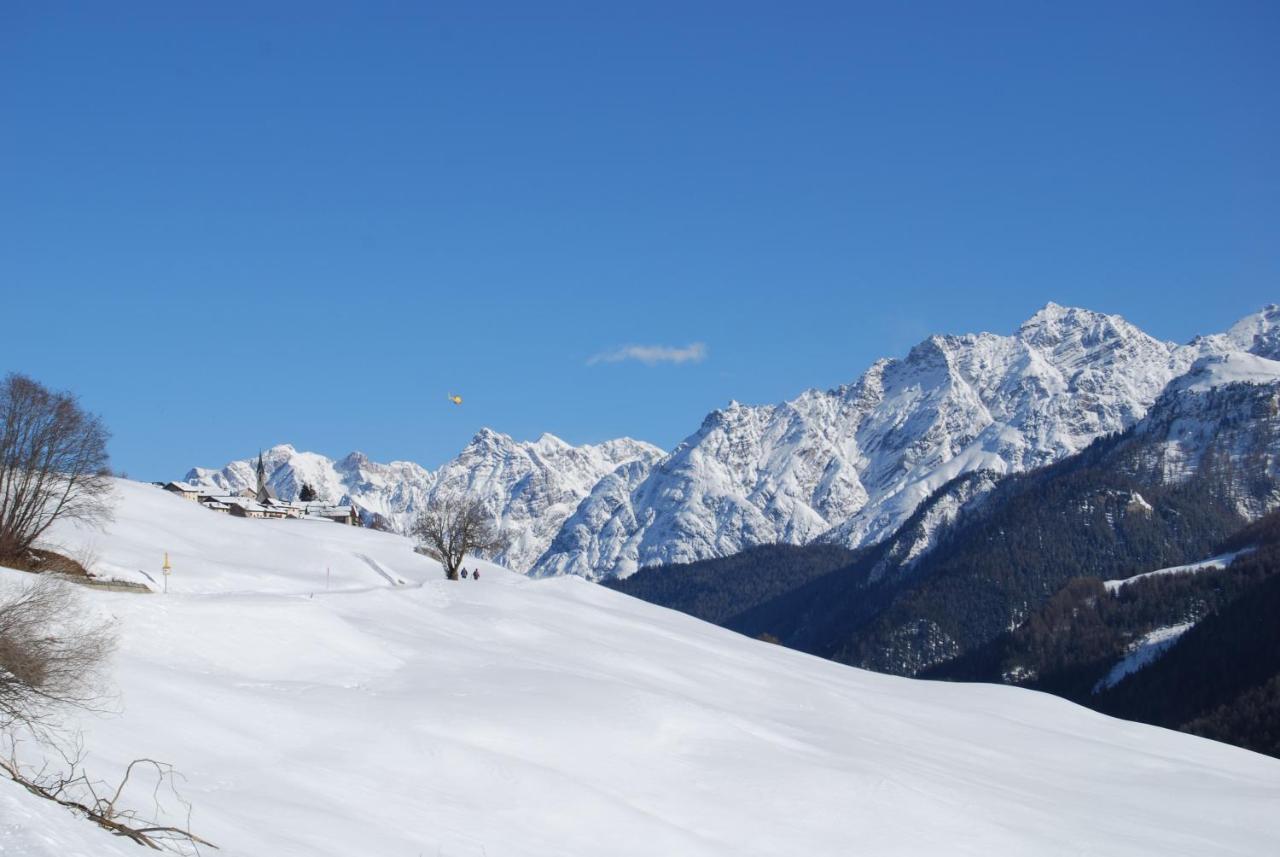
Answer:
[
  {"left": 227, "top": 500, "right": 293, "bottom": 520},
  {"left": 162, "top": 481, "right": 210, "bottom": 502},
  {"left": 301, "top": 503, "right": 361, "bottom": 526}
]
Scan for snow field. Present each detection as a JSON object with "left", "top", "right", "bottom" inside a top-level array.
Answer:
[{"left": 0, "top": 479, "right": 1277, "bottom": 856}]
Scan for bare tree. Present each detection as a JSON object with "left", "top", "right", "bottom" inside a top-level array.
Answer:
[
  {"left": 0, "top": 577, "right": 115, "bottom": 734},
  {"left": 411, "top": 496, "right": 511, "bottom": 580},
  {"left": 0, "top": 581, "right": 211, "bottom": 851},
  {"left": 0, "top": 374, "right": 112, "bottom": 565}
]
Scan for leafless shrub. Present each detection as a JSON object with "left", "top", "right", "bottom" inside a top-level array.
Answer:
[
  {"left": 1, "top": 733, "right": 216, "bottom": 854},
  {"left": 0, "top": 373, "right": 112, "bottom": 564},
  {"left": 0, "top": 580, "right": 211, "bottom": 850},
  {"left": 72, "top": 542, "right": 103, "bottom": 580},
  {"left": 0, "top": 577, "right": 115, "bottom": 733},
  {"left": 411, "top": 496, "right": 511, "bottom": 580}
]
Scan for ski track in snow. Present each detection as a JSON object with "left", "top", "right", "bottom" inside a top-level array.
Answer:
[{"left": 355, "top": 552, "right": 402, "bottom": 586}]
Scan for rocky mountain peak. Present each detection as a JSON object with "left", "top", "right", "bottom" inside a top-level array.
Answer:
[
  {"left": 184, "top": 303, "right": 1278, "bottom": 583},
  {"left": 531, "top": 304, "right": 1256, "bottom": 580},
  {"left": 1223, "top": 304, "right": 1280, "bottom": 359},
  {"left": 184, "top": 429, "right": 662, "bottom": 573}
]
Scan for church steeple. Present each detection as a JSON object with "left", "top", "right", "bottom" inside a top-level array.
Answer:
[{"left": 255, "top": 450, "right": 273, "bottom": 503}]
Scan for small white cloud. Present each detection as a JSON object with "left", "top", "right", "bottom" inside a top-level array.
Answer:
[{"left": 587, "top": 342, "right": 708, "bottom": 367}]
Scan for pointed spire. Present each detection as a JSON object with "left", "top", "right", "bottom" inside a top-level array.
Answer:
[{"left": 255, "top": 449, "right": 271, "bottom": 503}]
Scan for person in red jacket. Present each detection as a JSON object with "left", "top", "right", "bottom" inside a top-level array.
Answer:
[{"left": 473, "top": 569, "right": 481, "bottom": 581}]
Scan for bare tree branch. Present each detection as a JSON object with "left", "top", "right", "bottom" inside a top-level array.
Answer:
[{"left": 0, "top": 734, "right": 216, "bottom": 854}]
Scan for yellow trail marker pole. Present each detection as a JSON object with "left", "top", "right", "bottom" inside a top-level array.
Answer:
[{"left": 162, "top": 552, "right": 172, "bottom": 594}]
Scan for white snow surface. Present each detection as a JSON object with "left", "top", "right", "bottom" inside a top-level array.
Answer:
[
  {"left": 1168, "top": 352, "right": 1280, "bottom": 394},
  {"left": 1193, "top": 303, "right": 1280, "bottom": 360},
  {"left": 2, "top": 479, "right": 1279, "bottom": 856},
  {"left": 1093, "top": 622, "right": 1196, "bottom": 693},
  {"left": 1104, "top": 550, "right": 1255, "bottom": 593}
]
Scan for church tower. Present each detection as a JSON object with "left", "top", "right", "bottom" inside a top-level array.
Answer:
[{"left": 255, "top": 450, "right": 275, "bottom": 503}]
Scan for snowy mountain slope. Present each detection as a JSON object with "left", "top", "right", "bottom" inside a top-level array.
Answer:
[
  {"left": 430, "top": 430, "right": 664, "bottom": 572},
  {"left": 1121, "top": 353, "right": 1280, "bottom": 518},
  {"left": 1193, "top": 303, "right": 1280, "bottom": 360},
  {"left": 619, "top": 345, "right": 1280, "bottom": 685},
  {"left": 535, "top": 304, "right": 1280, "bottom": 579},
  {"left": 837, "top": 362, "right": 1280, "bottom": 677},
  {"left": 863, "top": 469, "right": 1002, "bottom": 583},
  {"left": 182, "top": 306, "right": 1278, "bottom": 582},
  {"left": 1093, "top": 622, "right": 1196, "bottom": 692},
  {"left": 5, "top": 480, "right": 1279, "bottom": 857},
  {"left": 1104, "top": 549, "right": 1256, "bottom": 593},
  {"left": 185, "top": 432, "right": 663, "bottom": 572}
]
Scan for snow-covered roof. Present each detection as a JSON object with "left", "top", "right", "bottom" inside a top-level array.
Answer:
[
  {"left": 227, "top": 500, "right": 290, "bottom": 515},
  {"left": 205, "top": 494, "right": 254, "bottom": 504},
  {"left": 164, "top": 481, "right": 210, "bottom": 493}
]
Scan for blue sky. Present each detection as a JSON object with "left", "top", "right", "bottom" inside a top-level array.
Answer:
[{"left": 1, "top": 1, "right": 1275, "bottom": 479}]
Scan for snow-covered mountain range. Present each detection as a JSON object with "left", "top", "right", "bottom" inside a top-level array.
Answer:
[
  {"left": 184, "top": 303, "right": 1279, "bottom": 579},
  {"left": 184, "top": 433, "right": 663, "bottom": 572},
  {"left": 533, "top": 303, "right": 1279, "bottom": 578}
]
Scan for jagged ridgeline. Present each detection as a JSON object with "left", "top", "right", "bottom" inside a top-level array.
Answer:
[
  {"left": 184, "top": 304, "right": 1280, "bottom": 583},
  {"left": 633, "top": 355, "right": 1280, "bottom": 668},
  {"left": 182, "top": 434, "right": 665, "bottom": 573},
  {"left": 616, "top": 353, "right": 1280, "bottom": 756}
]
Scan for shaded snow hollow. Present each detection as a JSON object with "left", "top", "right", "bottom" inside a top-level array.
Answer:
[{"left": 1, "top": 479, "right": 1278, "bottom": 856}]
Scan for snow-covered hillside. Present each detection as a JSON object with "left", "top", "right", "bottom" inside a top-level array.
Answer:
[
  {"left": 3, "top": 479, "right": 1279, "bottom": 855},
  {"left": 185, "top": 431, "right": 663, "bottom": 572}
]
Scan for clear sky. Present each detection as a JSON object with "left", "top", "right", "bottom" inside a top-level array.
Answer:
[{"left": 1, "top": 1, "right": 1276, "bottom": 480}]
